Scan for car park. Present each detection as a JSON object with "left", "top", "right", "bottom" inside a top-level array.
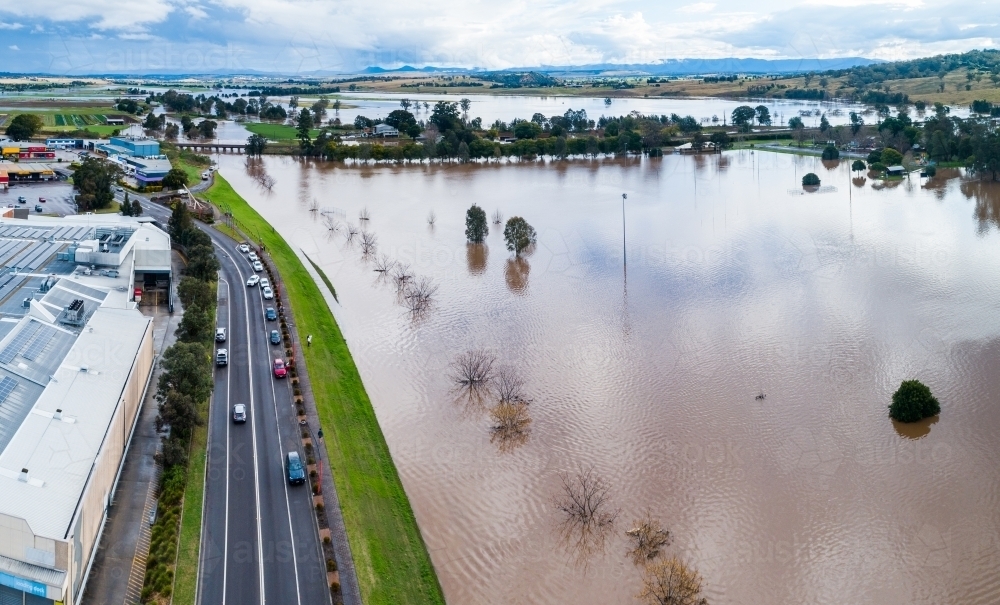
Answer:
[
  {"left": 259, "top": 278, "right": 270, "bottom": 289},
  {"left": 248, "top": 252, "right": 258, "bottom": 262},
  {"left": 270, "top": 329, "right": 281, "bottom": 345},
  {"left": 253, "top": 261, "right": 263, "bottom": 272},
  {"left": 273, "top": 358, "right": 287, "bottom": 378},
  {"left": 232, "top": 404, "right": 247, "bottom": 423},
  {"left": 265, "top": 307, "right": 277, "bottom": 321},
  {"left": 286, "top": 451, "right": 306, "bottom": 485},
  {"left": 262, "top": 286, "right": 274, "bottom": 299},
  {"left": 216, "top": 349, "right": 228, "bottom": 366},
  {"left": 246, "top": 275, "right": 260, "bottom": 287},
  {"left": 215, "top": 328, "right": 226, "bottom": 342}
]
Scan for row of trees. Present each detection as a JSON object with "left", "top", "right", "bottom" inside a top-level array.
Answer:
[{"left": 143, "top": 203, "right": 219, "bottom": 601}]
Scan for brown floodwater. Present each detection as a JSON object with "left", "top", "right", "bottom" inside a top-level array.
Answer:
[{"left": 215, "top": 151, "right": 1000, "bottom": 605}]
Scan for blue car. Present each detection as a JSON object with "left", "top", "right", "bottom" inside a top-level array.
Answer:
[
  {"left": 286, "top": 451, "right": 306, "bottom": 485},
  {"left": 265, "top": 307, "right": 277, "bottom": 321},
  {"left": 270, "top": 329, "right": 281, "bottom": 345}
]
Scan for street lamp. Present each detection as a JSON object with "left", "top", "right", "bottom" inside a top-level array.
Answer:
[{"left": 621, "top": 193, "right": 627, "bottom": 268}]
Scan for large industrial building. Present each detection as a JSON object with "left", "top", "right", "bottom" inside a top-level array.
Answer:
[{"left": 0, "top": 214, "right": 171, "bottom": 605}]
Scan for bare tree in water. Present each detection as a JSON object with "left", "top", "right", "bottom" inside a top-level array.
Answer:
[
  {"left": 245, "top": 157, "right": 276, "bottom": 190},
  {"left": 492, "top": 209, "right": 503, "bottom": 225},
  {"left": 427, "top": 210, "right": 436, "bottom": 225},
  {"left": 554, "top": 465, "right": 621, "bottom": 562},
  {"left": 626, "top": 511, "right": 672, "bottom": 566},
  {"left": 451, "top": 350, "right": 496, "bottom": 390},
  {"left": 322, "top": 215, "right": 337, "bottom": 231},
  {"left": 308, "top": 198, "right": 319, "bottom": 212},
  {"left": 392, "top": 262, "right": 413, "bottom": 291},
  {"left": 372, "top": 253, "right": 395, "bottom": 273},
  {"left": 359, "top": 207, "right": 371, "bottom": 221},
  {"left": 359, "top": 230, "right": 377, "bottom": 256},
  {"left": 402, "top": 276, "right": 437, "bottom": 314},
  {"left": 343, "top": 223, "right": 359, "bottom": 243},
  {"left": 493, "top": 364, "right": 527, "bottom": 404},
  {"left": 637, "top": 558, "right": 708, "bottom": 605}
]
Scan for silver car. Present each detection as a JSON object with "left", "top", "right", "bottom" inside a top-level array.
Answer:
[{"left": 253, "top": 261, "right": 263, "bottom": 272}]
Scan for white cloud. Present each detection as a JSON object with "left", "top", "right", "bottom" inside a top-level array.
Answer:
[
  {"left": 9, "top": 45, "right": 19, "bottom": 50},
  {"left": 0, "top": 21, "right": 23, "bottom": 29},
  {"left": 0, "top": 0, "right": 173, "bottom": 30},
  {"left": 184, "top": 5, "right": 208, "bottom": 19},
  {"left": 678, "top": 3, "right": 717, "bottom": 13}
]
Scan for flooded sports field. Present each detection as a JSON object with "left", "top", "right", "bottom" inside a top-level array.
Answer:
[{"left": 216, "top": 151, "right": 1000, "bottom": 605}]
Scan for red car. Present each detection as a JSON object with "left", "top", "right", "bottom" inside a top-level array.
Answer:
[
  {"left": 38, "top": 197, "right": 46, "bottom": 203},
  {"left": 273, "top": 358, "right": 287, "bottom": 378}
]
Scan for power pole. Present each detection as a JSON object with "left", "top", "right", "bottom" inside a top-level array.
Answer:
[{"left": 622, "top": 193, "right": 627, "bottom": 268}]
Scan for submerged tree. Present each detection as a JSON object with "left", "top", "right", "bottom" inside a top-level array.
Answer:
[
  {"left": 889, "top": 379, "right": 940, "bottom": 423},
  {"left": 555, "top": 465, "right": 621, "bottom": 560},
  {"left": 465, "top": 204, "right": 488, "bottom": 243},
  {"left": 637, "top": 558, "right": 709, "bottom": 605},
  {"left": 489, "top": 401, "right": 531, "bottom": 452},
  {"left": 504, "top": 216, "right": 536, "bottom": 256},
  {"left": 451, "top": 350, "right": 497, "bottom": 391},
  {"left": 626, "top": 511, "right": 673, "bottom": 566}
]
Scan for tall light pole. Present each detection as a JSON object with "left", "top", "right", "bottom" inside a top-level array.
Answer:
[{"left": 622, "top": 193, "right": 627, "bottom": 268}]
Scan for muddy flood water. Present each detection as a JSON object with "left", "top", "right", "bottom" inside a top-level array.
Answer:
[{"left": 215, "top": 151, "right": 1000, "bottom": 605}]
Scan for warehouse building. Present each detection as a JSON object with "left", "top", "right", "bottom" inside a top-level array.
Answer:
[{"left": 0, "top": 214, "right": 170, "bottom": 604}]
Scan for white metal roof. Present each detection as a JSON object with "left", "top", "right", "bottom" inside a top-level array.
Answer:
[{"left": 0, "top": 306, "right": 151, "bottom": 540}]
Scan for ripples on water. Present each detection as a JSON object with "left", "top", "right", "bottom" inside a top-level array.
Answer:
[{"left": 217, "top": 151, "right": 1000, "bottom": 604}]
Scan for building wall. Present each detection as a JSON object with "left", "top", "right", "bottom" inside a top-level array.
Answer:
[{"left": 68, "top": 319, "right": 153, "bottom": 605}]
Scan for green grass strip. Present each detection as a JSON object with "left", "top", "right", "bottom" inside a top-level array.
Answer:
[
  {"left": 173, "top": 401, "right": 208, "bottom": 605},
  {"left": 302, "top": 251, "right": 338, "bottom": 302},
  {"left": 200, "top": 174, "right": 444, "bottom": 605}
]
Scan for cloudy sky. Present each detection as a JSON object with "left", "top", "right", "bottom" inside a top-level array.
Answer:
[{"left": 0, "top": 0, "right": 997, "bottom": 74}]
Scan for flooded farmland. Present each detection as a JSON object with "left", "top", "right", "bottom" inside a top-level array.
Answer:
[{"left": 215, "top": 151, "right": 1000, "bottom": 605}]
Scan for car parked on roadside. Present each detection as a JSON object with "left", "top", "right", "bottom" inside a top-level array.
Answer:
[
  {"left": 262, "top": 286, "right": 273, "bottom": 300},
  {"left": 216, "top": 349, "right": 228, "bottom": 366},
  {"left": 286, "top": 451, "right": 305, "bottom": 485},
  {"left": 273, "top": 358, "right": 287, "bottom": 378},
  {"left": 259, "top": 278, "right": 270, "bottom": 289},
  {"left": 232, "top": 403, "right": 247, "bottom": 423},
  {"left": 246, "top": 275, "right": 260, "bottom": 287},
  {"left": 253, "top": 261, "right": 263, "bottom": 272},
  {"left": 238, "top": 243, "right": 250, "bottom": 254},
  {"left": 215, "top": 327, "right": 226, "bottom": 342},
  {"left": 248, "top": 252, "right": 258, "bottom": 262},
  {"left": 265, "top": 307, "right": 277, "bottom": 321},
  {"left": 270, "top": 329, "right": 281, "bottom": 345}
]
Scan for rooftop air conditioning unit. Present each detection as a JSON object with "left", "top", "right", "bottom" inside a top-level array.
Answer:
[{"left": 60, "top": 299, "right": 85, "bottom": 326}]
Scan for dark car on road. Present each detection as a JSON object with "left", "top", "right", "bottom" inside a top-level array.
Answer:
[
  {"left": 265, "top": 307, "right": 277, "bottom": 321},
  {"left": 34, "top": 205, "right": 42, "bottom": 213},
  {"left": 232, "top": 403, "right": 247, "bottom": 423},
  {"left": 286, "top": 451, "right": 306, "bottom": 485},
  {"left": 270, "top": 329, "right": 281, "bottom": 345},
  {"left": 17, "top": 196, "right": 26, "bottom": 204}
]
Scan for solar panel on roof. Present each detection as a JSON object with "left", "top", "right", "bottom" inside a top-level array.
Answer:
[
  {"left": 0, "top": 322, "right": 41, "bottom": 364},
  {"left": 0, "top": 376, "right": 17, "bottom": 405},
  {"left": 21, "top": 329, "right": 53, "bottom": 361}
]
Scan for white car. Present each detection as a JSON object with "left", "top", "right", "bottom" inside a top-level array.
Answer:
[
  {"left": 262, "top": 286, "right": 274, "bottom": 300},
  {"left": 248, "top": 252, "right": 259, "bottom": 262},
  {"left": 246, "top": 275, "right": 260, "bottom": 287},
  {"left": 260, "top": 278, "right": 270, "bottom": 289},
  {"left": 238, "top": 244, "right": 250, "bottom": 254},
  {"left": 253, "top": 261, "right": 263, "bottom": 272}
]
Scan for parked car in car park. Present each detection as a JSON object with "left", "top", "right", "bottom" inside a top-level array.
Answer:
[
  {"left": 262, "top": 286, "right": 274, "bottom": 299},
  {"left": 248, "top": 252, "right": 258, "bottom": 262},
  {"left": 34, "top": 205, "right": 42, "bottom": 213},
  {"left": 265, "top": 307, "right": 277, "bottom": 321},
  {"left": 246, "top": 275, "right": 260, "bottom": 287},
  {"left": 216, "top": 328, "right": 226, "bottom": 342},
  {"left": 273, "top": 358, "right": 287, "bottom": 378},
  {"left": 216, "top": 349, "right": 228, "bottom": 366},
  {"left": 253, "top": 261, "right": 263, "bottom": 272},
  {"left": 232, "top": 404, "right": 247, "bottom": 423},
  {"left": 286, "top": 451, "right": 305, "bottom": 485},
  {"left": 238, "top": 243, "right": 250, "bottom": 254},
  {"left": 270, "top": 329, "right": 281, "bottom": 345},
  {"left": 17, "top": 196, "right": 26, "bottom": 204},
  {"left": 38, "top": 197, "right": 46, "bottom": 203}
]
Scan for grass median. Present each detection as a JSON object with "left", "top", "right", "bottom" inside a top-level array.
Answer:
[{"left": 201, "top": 173, "right": 444, "bottom": 605}]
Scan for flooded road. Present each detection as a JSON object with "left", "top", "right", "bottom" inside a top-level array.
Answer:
[{"left": 215, "top": 151, "right": 1000, "bottom": 605}]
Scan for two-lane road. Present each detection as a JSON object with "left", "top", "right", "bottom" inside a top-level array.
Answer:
[{"left": 142, "top": 202, "right": 330, "bottom": 605}]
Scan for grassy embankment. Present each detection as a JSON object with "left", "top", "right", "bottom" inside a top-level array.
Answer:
[
  {"left": 200, "top": 174, "right": 444, "bottom": 605},
  {"left": 173, "top": 399, "right": 208, "bottom": 605},
  {"left": 162, "top": 141, "right": 212, "bottom": 184}
]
